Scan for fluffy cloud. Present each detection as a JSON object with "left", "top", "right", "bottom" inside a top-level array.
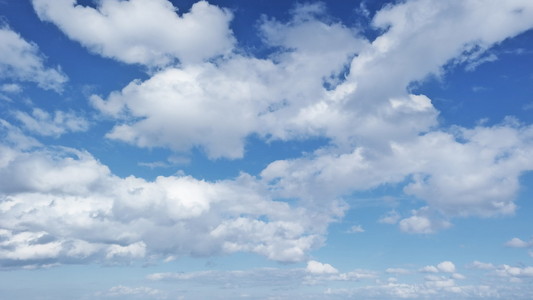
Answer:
[
  {"left": 437, "top": 261, "right": 456, "bottom": 273},
  {"left": 87, "top": 0, "right": 533, "bottom": 234},
  {"left": 32, "top": 0, "right": 235, "bottom": 66},
  {"left": 505, "top": 237, "right": 532, "bottom": 248},
  {"left": 0, "top": 125, "right": 345, "bottom": 266},
  {"left": 495, "top": 265, "right": 533, "bottom": 279},
  {"left": 263, "top": 122, "right": 533, "bottom": 224},
  {"left": 399, "top": 213, "right": 450, "bottom": 234},
  {"left": 306, "top": 260, "right": 339, "bottom": 275},
  {"left": 90, "top": 8, "right": 366, "bottom": 158},
  {"left": 5, "top": 0, "right": 533, "bottom": 271},
  {"left": 0, "top": 26, "right": 67, "bottom": 91},
  {"left": 419, "top": 261, "right": 457, "bottom": 276},
  {"left": 13, "top": 108, "right": 89, "bottom": 137}
]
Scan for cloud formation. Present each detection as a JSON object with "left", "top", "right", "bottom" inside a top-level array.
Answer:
[
  {"left": 0, "top": 26, "right": 67, "bottom": 91},
  {"left": 1, "top": 0, "right": 531, "bottom": 269},
  {"left": 32, "top": 0, "right": 235, "bottom": 66},
  {"left": 0, "top": 123, "right": 340, "bottom": 266}
]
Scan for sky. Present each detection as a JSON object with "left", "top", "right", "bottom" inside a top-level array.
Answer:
[{"left": 1, "top": 0, "right": 533, "bottom": 299}]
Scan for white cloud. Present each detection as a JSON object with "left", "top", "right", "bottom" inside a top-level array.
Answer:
[
  {"left": 148, "top": 265, "right": 375, "bottom": 289},
  {"left": 495, "top": 264, "right": 533, "bottom": 279},
  {"left": 399, "top": 213, "right": 450, "bottom": 234},
  {"left": 347, "top": 225, "right": 365, "bottom": 233},
  {"left": 420, "top": 265, "right": 439, "bottom": 273},
  {"left": 0, "top": 125, "right": 343, "bottom": 266},
  {"left": 2, "top": 0, "right": 533, "bottom": 271},
  {"left": 327, "top": 280, "right": 498, "bottom": 299},
  {"left": 98, "top": 285, "right": 167, "bottom": 299},
  {"left": 32, "top": 0, "right": 235, "bottom": 66},
  {"left": 470, "top": 261, "right": 495, "bottom": 270},
  {"left": 0, "top": 26, "right": 67, "bottom": 91},
  {"left": 505, "top": 237, "right": 532, "bottom": 248},
  {"left": 419, "top": 261, "right": 456, "bottom": 274},
  {"left": 263, "top": 122, "right": 533, "bottom": 233},
  {"left": 306, "top": 260, "right": 339, "bottom": 274},
  {"left": 437, "top": 261, "right": 456, "bottom": 273},
  {"left": 386, "top": 268, "right": 412, "bottom": 275},
  {"left": 88, "top": 1, "right": 533, "bottom": 228},
  {"left": 13, "top": 108, "right": 89, "bottom": 137},
  {"left": 90, "top": 8, "right": 367, "bottom": 159},
  {"left": 379, "top": 210, "right": 401, "bottom": 224},
  {"left": 0, "top": 83, "right": 22, "bottom": 94}
]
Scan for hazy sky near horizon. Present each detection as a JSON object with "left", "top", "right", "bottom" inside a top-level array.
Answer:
[{"left": 1, "top": 0, "right": 533, "bottom": 299}]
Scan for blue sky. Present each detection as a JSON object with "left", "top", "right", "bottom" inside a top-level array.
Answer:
[{"left": 1, "top": 0, "right": 533, "bottom": 299}]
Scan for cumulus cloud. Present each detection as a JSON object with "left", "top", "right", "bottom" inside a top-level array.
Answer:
[
  {"left": 419, "top": 261, "right": 456, "bottom": 274},
  {"left": 495, "top": 265, "right": 533, "bottom": 279},
  {"left": 505, "top": 237, "right": 532, "bottom": 248},
  {"left": 437, "top": 261, "right": 456, "bottom": 273},
  {"left": 4, "top": 0, "right": 533, "bottom": 271},
  {"left": 306, "top": 260, "right": 339, "bottom": 274},
  {"left": 87, "top": 0, "right": 533, "bottom": 234},
  {"left": 90, "top": 8, "right": 366, "bottom": 158},
  {"left": 32, "top": 0, "right": 235, "bottom": 66},
  {"left": 263, "top": 122, "right": 533, "bottom": 233},
  {"left": 398, "top": 209, "right": 451, "bottom": 234},
  {"left": 0, "top": 123, "right": 344, "bottom": 266},
  {"left": 0, "top": 26, "right": 67, "bottom": 91},
  {"left": 13, "top": 108, "right": 89, "bottom": 137}
]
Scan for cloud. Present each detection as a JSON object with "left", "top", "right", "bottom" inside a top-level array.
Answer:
[
  {"left": 32, "top": 0, "right": 235, "bottom": 66},
  {"left": 306, "top": 260, "right": 339, "bottom": 274},
  {"left": 347, "top": 225, "right": 365, "bottom": 233},
  {"left": 13, "top": 108, "right": 89, "bottom": 137},
  {"left": 90, "top": 8, "right": 367, "bottom": 159},
  {"left": 437, "top": 261, "right": 456, "bottom": 273},
  {"left": 470, "top": 261, "right": 496, "bottom": 270},
  {"left": 264, "top": 122, "right": 533, "bottom": 233},
  {"left": 419, "top": 261, "right": 456, "bottom": 274},
  {"left": 97, "top": 285, "right": 167, "bottom": 299},
  {"left": 386, "top": 268, "right": 412, "bottom": 275},
  {"left": 3, "top": 0, "right": 533, "bottom": 272},
  {"left": 399, "top": 209, "right": 451, "bottom": 234},
  {"left": 420, "top": 265, "right": 439, "bottom": 273},
  {"left": 379, "top": 210, "right": 401, "bottom": 224},
  {"left": 0, "top": 83, "right": 22, "bottom": 94},
  {"left": 148, "top": 265, "right": 375, "bottom": 289},
  {"left": 326, "top": 280, "right": 498, "bottom": 299},
  {"left": 88, "top": 0, "right": 533, "bottom": 233},
  {"left": 0, "top": 26, "right": 67, "bottom": 91},
  {"left": 505, "top": 237, "right": 532, "bottom": 248},
  {"left": 0, "top": 124, "right": 344, "bottom": 266},
  {"left": 495, "top": 264, "right": 533, "bottom": 279}
]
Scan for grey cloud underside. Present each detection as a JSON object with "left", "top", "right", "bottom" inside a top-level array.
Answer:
[{"left": 0, "top": 0, "right": 532, "bottom": 266}]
